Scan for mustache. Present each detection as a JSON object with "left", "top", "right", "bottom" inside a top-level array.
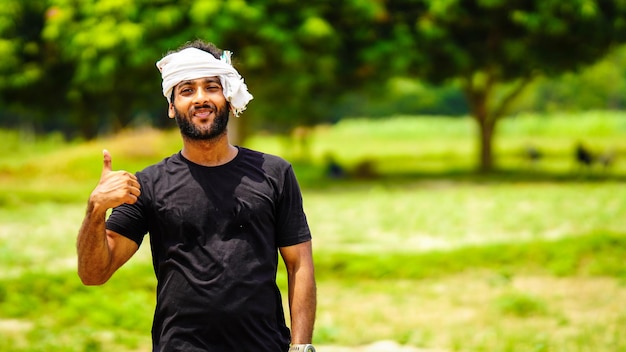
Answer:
[{"left": 191, "top": 103, "right": 216, "bottom": 112}]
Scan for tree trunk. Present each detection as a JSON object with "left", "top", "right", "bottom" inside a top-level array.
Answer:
[
  {"left": 478, "top": 117, "right": 495, "bottom": 173},
  {"left": 465, "top": 74, "right": 533, "bottom": 173},
  {"left": 466, "top": 88, "right": 496, "bottom": 173}
]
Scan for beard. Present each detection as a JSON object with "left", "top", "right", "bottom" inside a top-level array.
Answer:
[{"left": 174, "top": 103, "right": 230, "bottom": 141}]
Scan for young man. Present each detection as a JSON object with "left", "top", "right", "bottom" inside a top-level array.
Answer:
[{"left": 77, "top": 40, "right": 316, "bottom": 352}]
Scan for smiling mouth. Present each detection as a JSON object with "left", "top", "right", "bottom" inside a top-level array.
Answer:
[{"left": 192, "top": 106, "right": 214, "bottom": 118}]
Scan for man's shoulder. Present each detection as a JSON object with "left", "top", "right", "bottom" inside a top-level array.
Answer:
[
  {"left": 238, "top": 147, "right": 293, "bottom": 174},
  {"left": 238, "top": 147, "right": 290, "bottom": 165}
]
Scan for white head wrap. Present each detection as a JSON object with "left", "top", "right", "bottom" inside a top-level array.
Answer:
[{"left": 156, "top": 47, "right": 253, "bottom": 117}]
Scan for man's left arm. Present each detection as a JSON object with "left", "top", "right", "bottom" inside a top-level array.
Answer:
[{"left": 280, "top": 240, "right": 316, "bottom": 344}]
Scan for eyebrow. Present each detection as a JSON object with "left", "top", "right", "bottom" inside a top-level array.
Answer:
[
  {"left": 204, "top": 77, "right": 221, "bottom": 84},
  {"left": 178, "top": 77, "right": 221, "bottom": 86}
]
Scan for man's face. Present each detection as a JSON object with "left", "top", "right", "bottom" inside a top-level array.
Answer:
[{"left": 169, "top": 77, "right": 230, "bottom": 141}]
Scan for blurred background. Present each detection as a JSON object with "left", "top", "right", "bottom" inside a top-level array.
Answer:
[{"left": 1, "top": 0, "right": 626, "bottom": 351}]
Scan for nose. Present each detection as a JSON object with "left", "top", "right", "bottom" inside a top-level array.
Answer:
[{"left": 192, "top": 87, "right": 210, "bottom": 105}]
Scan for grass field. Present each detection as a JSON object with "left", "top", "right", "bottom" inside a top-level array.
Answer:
[{"left": 1, "top": 111, "right": 625, "bottom": 351}]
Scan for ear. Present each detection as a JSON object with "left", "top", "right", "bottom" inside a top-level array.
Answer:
[{"left": 168, "top": 103, "right": 175, "bottom": 119}]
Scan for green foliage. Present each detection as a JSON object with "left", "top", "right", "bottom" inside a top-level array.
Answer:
[
  {"left": 518, "top": 45, "right": 626, "bottom": 113},
  {"left": 372, "top": 0, "right": 626, "bottom": 171},
  {"left": 0, "top": 1, "right": 46, "bottom": 89},
  {"left": 393, "top": 0, "right": 626, "bottom": 82},
  {"left": 0, "top": 0, "right": 398, "bottom": 137}
]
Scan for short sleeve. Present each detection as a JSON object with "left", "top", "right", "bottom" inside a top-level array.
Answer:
[
  {"left": 274, "top": 165, "right": 311, "bottom": 247},
  {"left": 105, "top": 176, "right": 149, "bottom": 247}
]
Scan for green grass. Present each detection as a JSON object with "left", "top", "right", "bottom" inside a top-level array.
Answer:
[
  {"left": 314, "top": 232, "right": 626, "bottom": 280},
  {"left": 1, "top": 112, "right": 626, "bottom": 351}
]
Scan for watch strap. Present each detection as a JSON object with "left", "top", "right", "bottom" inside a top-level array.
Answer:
[{"left": 289, "top": 344, "right": 316, "bottom": 352}]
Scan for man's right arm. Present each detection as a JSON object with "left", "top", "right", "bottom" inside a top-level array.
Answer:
[{"left": 77, "top": 149, "right": 141, "bottom": 285}]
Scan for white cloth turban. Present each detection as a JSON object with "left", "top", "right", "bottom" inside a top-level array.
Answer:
[{"left": 156, "top": 47, "right": 253, "bottom": 117}]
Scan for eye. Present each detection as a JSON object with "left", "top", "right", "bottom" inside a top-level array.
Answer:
[
  {"left": 207, "top": 84, "right": 221, "bottom": 91},
  {"left": 179, "top": 87, "right": 193, "bottom": 95}
]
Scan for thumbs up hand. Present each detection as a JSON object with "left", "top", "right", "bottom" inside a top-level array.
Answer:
[{"left": 90, "top": 149, "right": 141, "bottom": 210}]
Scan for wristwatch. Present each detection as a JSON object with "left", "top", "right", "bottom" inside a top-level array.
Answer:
[{"left": 288, "top": 344, "right": 316, "bottom": 352}]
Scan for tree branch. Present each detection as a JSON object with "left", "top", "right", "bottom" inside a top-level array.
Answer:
[{"left": 491, "top": 73, "right": 535, "bottom": 120}]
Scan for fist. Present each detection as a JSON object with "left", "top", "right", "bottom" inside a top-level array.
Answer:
[{"left": 90, "top": 149, "right": 141, "bottom": 209}]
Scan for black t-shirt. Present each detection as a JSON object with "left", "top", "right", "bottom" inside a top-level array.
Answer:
[{"left": 106, "top": 147, "right": 312, "bottom": 352}]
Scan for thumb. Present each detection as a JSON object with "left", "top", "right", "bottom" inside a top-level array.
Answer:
[{"left": 102, "top": 149, "right": 112, "bottom": 174}]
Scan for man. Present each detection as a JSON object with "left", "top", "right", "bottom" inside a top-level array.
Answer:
[{"left": 77, "top": 40, "right": 316, "bottom": 352}]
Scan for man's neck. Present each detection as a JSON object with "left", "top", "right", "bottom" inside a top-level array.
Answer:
[{"left": 180, "top": 134, "right": 238, "bottom": 167}]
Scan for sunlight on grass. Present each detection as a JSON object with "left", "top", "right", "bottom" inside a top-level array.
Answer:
[
  {"left": 305, "top": 181, "right": 626, "bottom": 253},
  {"left": 316, "top": 275, "right": 626, "bottom": 349}
]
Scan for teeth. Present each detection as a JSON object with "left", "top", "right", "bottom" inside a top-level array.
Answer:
[{"left": 194, "top": 109, "right": 212, "bottom": 117}]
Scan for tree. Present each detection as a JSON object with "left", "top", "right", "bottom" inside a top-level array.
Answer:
[
  {"left": 518, "top": 45, "right": 626, "bottom": 113},
  {"left": 37, "top": 0, "right": 387, "bottom": 141},
  {"left": 214, "top": 0, "right": 391, "bottom": 135},
  {"left": 42, "top": 0, "right": 160, "bottom": 138},
  {"left": 7, "top": 0, "right": 625, "bottom": 162},
  {"left": 376, "top": 0, "right": 626, "bottom": 172},
  {"left": 0, "top": 0, "right": 75, "bottom": 133}
]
